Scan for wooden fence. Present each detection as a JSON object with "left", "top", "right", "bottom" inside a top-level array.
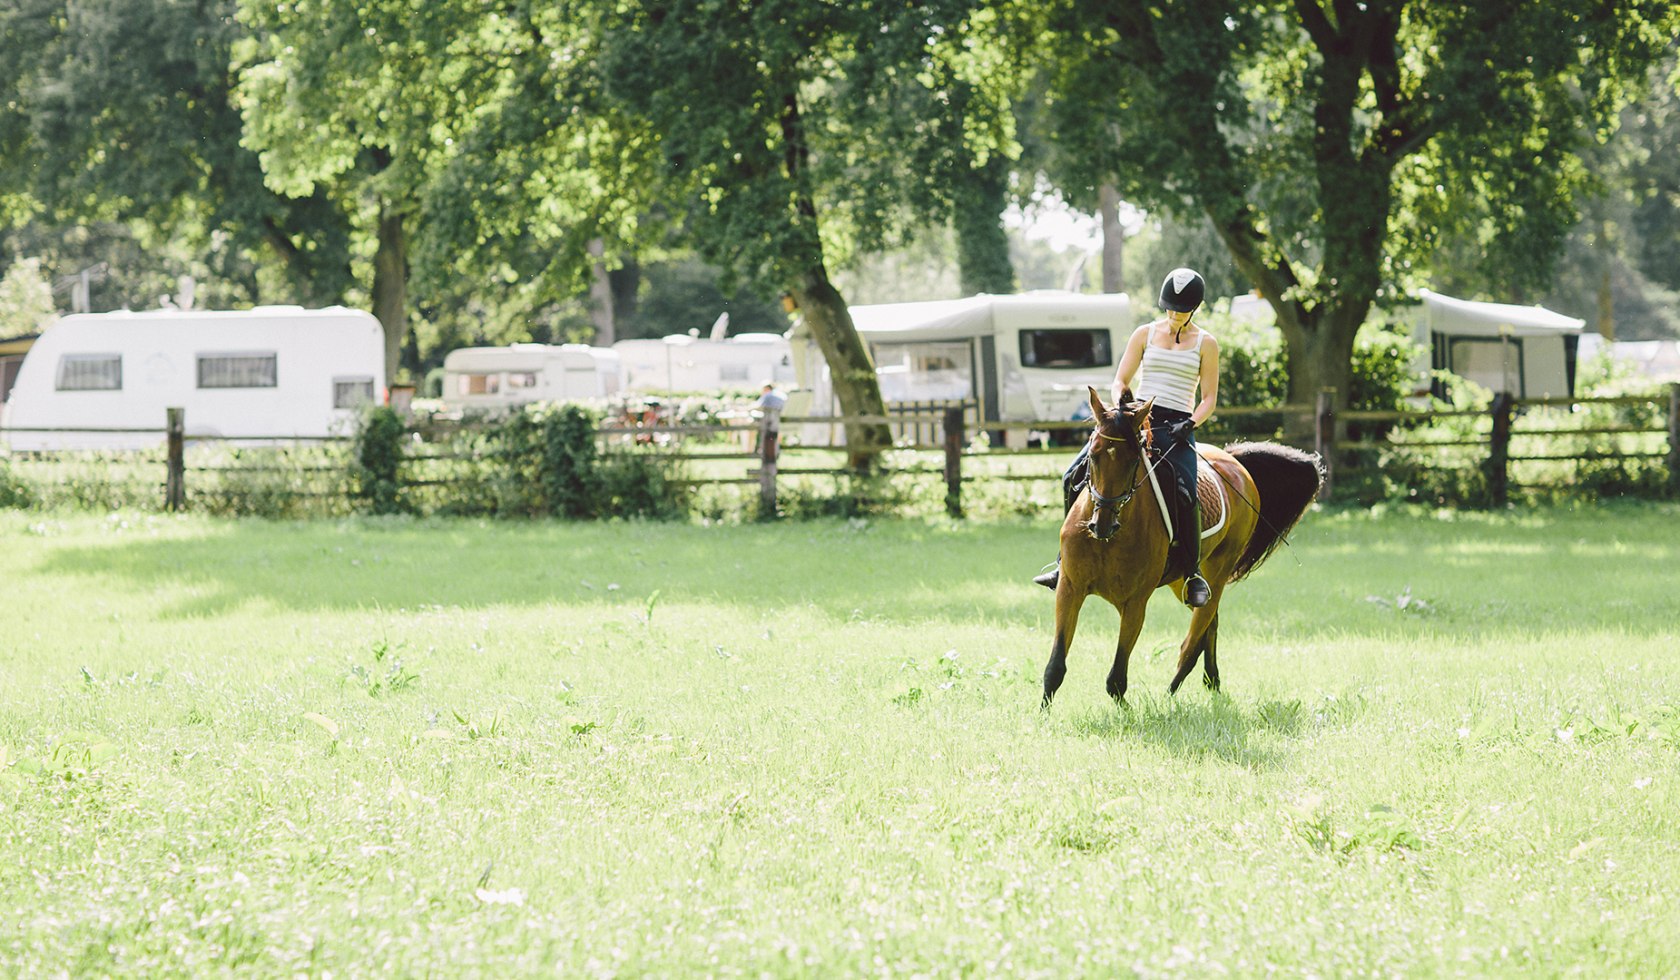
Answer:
[{"left": 3, "top": 383, "right": 1677, "bottom": 513}]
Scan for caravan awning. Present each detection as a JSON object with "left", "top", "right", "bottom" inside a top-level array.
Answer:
[
  {"left": 1417, "top": 289, "right": 1584, "bottom": 338},
  {"left": 848, "top": 296, "right": 996, "bottom": 342}
]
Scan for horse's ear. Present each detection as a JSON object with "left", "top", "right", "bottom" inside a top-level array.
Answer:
[
  {"left": 1087, "top": 386, "right": 1106, "bottom": 422},
  {"left": 1134, "top": 397, "right": 1155, "bottom": 434}
]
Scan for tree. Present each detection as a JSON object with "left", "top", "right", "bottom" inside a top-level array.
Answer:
[
  {"left": 0, "top": 0, "right": 353, "bottom": 305},
  {"left": 0, "top": 257, "right": 54, "bottom": 337},
  {"left": 235, "top": 0, "right": 480, "bottom": 379},
  {"left": 1038, "top": 0, "right": 1680, "bottom": 419},
  {"left": 587, "top": 0, "right": 1015, "bottom": 467}
]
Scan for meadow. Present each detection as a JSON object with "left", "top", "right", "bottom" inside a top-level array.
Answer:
[{"left": 3, "top": 503, "right": 1679, "bottom": 976}]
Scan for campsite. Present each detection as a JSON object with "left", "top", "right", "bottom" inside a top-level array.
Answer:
[{"left": 5, "top": 1, "right": 1680, "bottom": 976}]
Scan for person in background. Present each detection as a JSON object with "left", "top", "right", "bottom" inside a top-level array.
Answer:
[
  {"left": 754, "top": 381, "right": 786, "bottom": 458},
  {"left": 756, "top": 381, "right": 787, "bottom": 413},
  {"left": 1034, "top": 268, "right": 1220, "bottom": 608}
]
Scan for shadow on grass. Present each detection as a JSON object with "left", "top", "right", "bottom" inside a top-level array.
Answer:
[
  {"left": 28, "top": 517, "right": 1067, "bottom": 624},
  {"left": 1064, "top": 692, "right": 1363, "bottom": 770},
  {"left": 25, "top": 507, "right": 1678, "bottom": 638}
]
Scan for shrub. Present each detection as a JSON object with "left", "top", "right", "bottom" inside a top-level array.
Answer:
[
  {"left": 0, "top": 458, "right": 35, "bottom": 509},
  {"left": 353, "top": 407, "right": 409, "bottom": 515}
]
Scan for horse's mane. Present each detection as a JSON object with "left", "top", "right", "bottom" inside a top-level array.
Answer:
[{"left": 1098, "top": 401, "right": 1151, "bottom": 452}]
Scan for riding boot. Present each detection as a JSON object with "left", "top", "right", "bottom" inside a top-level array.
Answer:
[
  {"left": 1034, "top": 448, "right": 1086, "bottom": 590},
  {"left": 1183, "top": 499, "right": 1210, "bottom": 608}
]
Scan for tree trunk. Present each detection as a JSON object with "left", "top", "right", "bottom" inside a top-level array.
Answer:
[
  {"left": 609, "top": 259, "right": 641, "bottom": 331},
  {"left": 587, "top": 237, "right": 616, "bottom": 346},
  {"left": 790, "top": 271, "right": 892, "bottom": 471},
  {"left": 775, "top": 86, "right": 891, "bottom": 471},
  {"left": 953, "top": 156, "right": 1016, "bottom": 296},
  {"left": 1099, "top": 184, "right": 1124, "bottom": 294},
  {"left": 371, "top": 202, "right": 408, "bottom": 385},
  {"left": 1596, "top": 221, "right": 1614, "bottom": 341},
  {"left": 1279, "top": 308, "right": 1359, "bottom": 450}
]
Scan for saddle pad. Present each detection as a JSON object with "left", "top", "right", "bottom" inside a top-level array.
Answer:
[{"left": 1146, "top": 444, "right": 1228, "bottom": 542}]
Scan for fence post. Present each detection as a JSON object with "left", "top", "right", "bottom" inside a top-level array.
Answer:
[
  {"left": 1667, "top": 382, "right": 1680, "bottom": 499},
  {"left": 943, "top": 406, "right": 964, "bottom": 519},
  {"left": 1487, "top": 391, "right": 1513, "bottom": 508},
  {"left": 758, "top": 408, "right": 779, "bottom": 519},
  {"left": 1314, "top": 388, "right": 1335, "bottom": 501},
  {"left": 165, "top": 407, "right": 185, "bottom": 511}
]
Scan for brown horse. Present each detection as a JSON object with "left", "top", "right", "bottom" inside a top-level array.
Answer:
[{"left": 1041, "top": 387, "right": 1322, "bottom": 707}]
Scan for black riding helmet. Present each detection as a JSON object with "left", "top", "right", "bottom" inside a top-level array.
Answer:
[{"left": 1158, "top": 268, "right": 1205, "bottom": 313}]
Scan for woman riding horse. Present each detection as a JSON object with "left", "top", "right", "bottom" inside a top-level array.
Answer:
[{"left": 1036, "top": 268, "right": 1219, "bottom": 607}]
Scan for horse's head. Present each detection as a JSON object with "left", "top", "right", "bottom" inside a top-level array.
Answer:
[{"left": 1085, "top": 386, "right": 1151, "bottom": 541}]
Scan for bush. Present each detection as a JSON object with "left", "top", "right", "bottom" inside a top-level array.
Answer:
[
  {"left": 0, "top": 458, "right": 35, "bottom": 509},
  {"left": 353, "top": 407, "right": 409, "bottom": 515}
]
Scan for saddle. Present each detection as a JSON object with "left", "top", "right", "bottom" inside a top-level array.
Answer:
[{"left": 1145, "top": 442, "right": 1228, "bottom": 584}]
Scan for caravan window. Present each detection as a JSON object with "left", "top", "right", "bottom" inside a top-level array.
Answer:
[
  {"left": 507, "top": 372, "right": 538, "bottom": 389},
  {"left": 1019, "top": 329, "right": 1112, "bottom": 369},
  {"left": 56, "top": 353, "right": 123, "bottom": 391},
  {"left": 198, "top": 352, "right": 277, "bottom": 388},
  {"left": 719, "top": 363, "right": 751, "bottom": 382},
  {"left": 334, "top": 377, "right": 376, "bottom": 409},
  {"left": 459, "top": 373, "right": 500, "bottom": 395}
]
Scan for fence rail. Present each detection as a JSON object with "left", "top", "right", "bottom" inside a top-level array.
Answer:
[{"left": 4, "top": 384, "right": 1677, "bottom": 513}]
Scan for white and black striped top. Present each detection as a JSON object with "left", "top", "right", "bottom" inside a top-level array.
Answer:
[{"left": 1134, "top": 327, "right": 1202, "bottom": 413}]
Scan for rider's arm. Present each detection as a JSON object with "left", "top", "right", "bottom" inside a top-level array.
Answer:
[
  {"left": 1111, "top": 325, "right": 1149, "bottom": 402},
  {"left": 1190, "top": 335, "right": 1220, "bottom": 427}
]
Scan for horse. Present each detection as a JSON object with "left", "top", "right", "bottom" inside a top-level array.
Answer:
[{"left": 1041, "top": 386, "right": 1323, "bottom": 708}]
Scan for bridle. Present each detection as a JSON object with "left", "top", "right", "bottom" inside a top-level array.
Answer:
[{"left": 1086, "top": 418, "right": 1148, "bottom": 533}]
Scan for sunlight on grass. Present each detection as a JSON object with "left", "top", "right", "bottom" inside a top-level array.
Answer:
[{"left": 3, "top": 505, "right": 1680, "bottom": 974}]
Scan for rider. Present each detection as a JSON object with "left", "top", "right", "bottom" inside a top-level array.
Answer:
[{"left": 1034, "top": 268, "right": 1221, "bottom": 608}]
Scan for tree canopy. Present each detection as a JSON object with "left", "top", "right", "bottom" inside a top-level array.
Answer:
[
  {"left": 1037, "top": 0, "right": 1680, "bottom": 409},
  {"left": 3, "top": 0, "right": 1678, "bottom": 421}
]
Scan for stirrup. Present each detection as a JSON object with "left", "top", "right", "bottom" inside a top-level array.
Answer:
[
  {"left": 1184, "top": 574, "right": 1211, "bottom": 608},
  {"left": 1033, "top": 563, "right": 1060, "bottom": 591}
]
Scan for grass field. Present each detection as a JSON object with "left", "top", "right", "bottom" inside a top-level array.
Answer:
[{"left": 4, "top": 503, "right": 1680, "bottom": 976}]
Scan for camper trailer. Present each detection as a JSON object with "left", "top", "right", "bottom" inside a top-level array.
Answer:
[
  {"left": 791, "top": 291, "right": 1132, "bottom": 446},
  {"left": 3, "top": 306, "right": 385, "bottom": 450},
  {"left": 613, "top": 333, "right": 795, "bottom": 394},
  {"left": 1412, "top": 289, "right": 1584, "bottom": 399},
  {"left": 1221, "top": 288, "right": 1585, "bottom": 400},
  {"left": 440, "top": 344, "right": 621, "bottom": 410}
]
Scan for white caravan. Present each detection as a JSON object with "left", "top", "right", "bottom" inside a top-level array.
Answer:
[
  {"left": 1411, "top": 289, "right": 1584, "bottom": 399},
  {"left": 1221, "top": 287, "right": 1585, "bottom": 400},
  {"left": 613, "top": 333, "right": 795, "bottom": 393},
  {"left": 2, "top": 306, "right": 385, "bottom": 450},
  {"left": 440, "top": 344, "right": 622, "bottom": 410},
  {"left": 790, "top": 291, "right": 1133, "bottom": 446}
]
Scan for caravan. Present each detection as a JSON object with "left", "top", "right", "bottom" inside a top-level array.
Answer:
[
  {"left": 792, "top": 291, "right": 1133, "bottom": 446},
  {"left": 1411, "top": 289, "right": 1584, "bottom": 399},
  {"left": 3, "top": 306, "right": 385, "bottom": 450},
  {"left": 440, "top": 344, "right": 621, "bottom": 410},
  {"left": 612, "top": 333, "right": 795, "bottom": 394}
]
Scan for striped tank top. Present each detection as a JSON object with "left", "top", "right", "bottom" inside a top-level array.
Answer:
[{"left": 1133, "top": 326, "right": 1202, "bottom": 413}]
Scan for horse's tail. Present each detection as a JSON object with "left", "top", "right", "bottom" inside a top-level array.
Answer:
[{"left": 1224, "top": 441, "right": 1323, "bottom": 582}]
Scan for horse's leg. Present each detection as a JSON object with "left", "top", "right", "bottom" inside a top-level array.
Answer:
[
  {"left": 1042, "top": 579, "right": 1086, "bottom": 708},
  {"left": 1168, "top": 584, "right": 1225, "bottom": 695},
  {"left": 1105, "top": 595, "right": 1150, "bottom": 704},
  {"left": 1200, "top": 613, "right": 1221, "bottom": 691}
]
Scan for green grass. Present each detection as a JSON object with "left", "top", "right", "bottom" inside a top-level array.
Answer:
[{"left": 3, "top": 503, "right": 1680, "bottom": 975}]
